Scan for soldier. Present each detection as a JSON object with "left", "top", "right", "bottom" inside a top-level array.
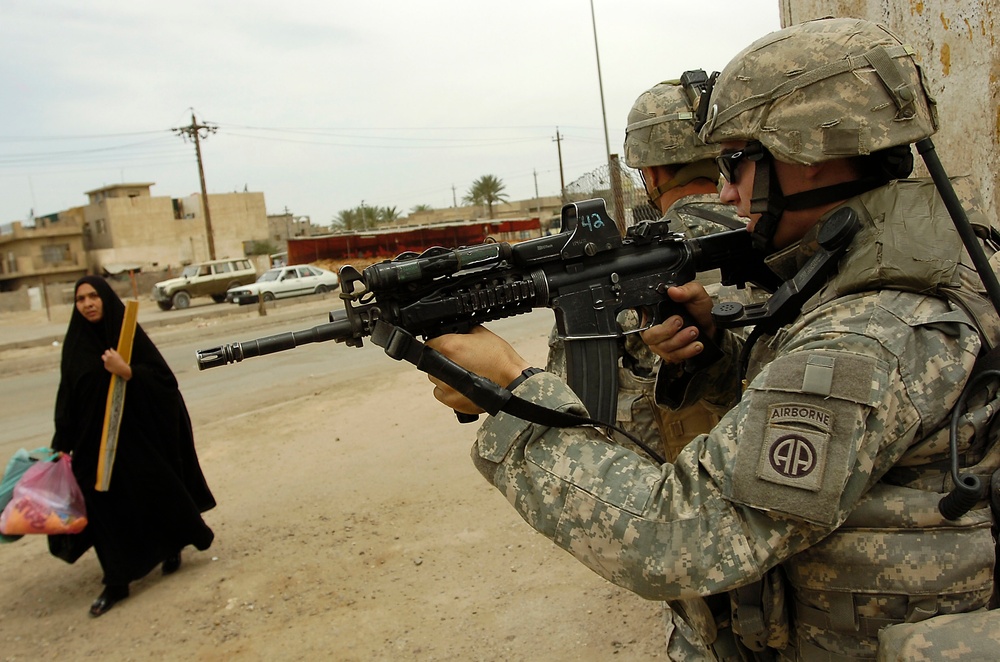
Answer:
[
  {"left": 624, "top": 75, "right": 740, "bottom": 241},
  {"left": 427, "top": 17, "right": 1000, "bottom": 659}
]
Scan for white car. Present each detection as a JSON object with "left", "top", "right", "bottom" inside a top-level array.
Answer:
[{"left": 226, "top": 264, "right": 339, "bottom": 304}]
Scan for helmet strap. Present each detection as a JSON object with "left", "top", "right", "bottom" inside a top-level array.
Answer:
[
  {"left": 783, "top": 177, "right": 889, "bottom": 212},
  {"left": 748, "top": 152, "right": 785, "bottom": 253},
  {"left": 749, "top": 149, "right": 892, "bottom": 252}
]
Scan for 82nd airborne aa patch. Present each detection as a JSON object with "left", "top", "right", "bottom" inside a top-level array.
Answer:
[{"left": 756, "top": 403, "right": 833, "bottom": 492}]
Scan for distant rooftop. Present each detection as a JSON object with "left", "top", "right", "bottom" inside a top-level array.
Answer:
[{"left": 84, "top": 182, "right": 156, "bottom": 196}]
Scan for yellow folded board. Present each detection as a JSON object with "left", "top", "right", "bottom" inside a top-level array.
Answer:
[{"left": 95, "top": 299, "right": 139, "bottom": 491}]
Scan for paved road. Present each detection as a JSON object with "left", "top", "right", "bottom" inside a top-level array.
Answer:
[
  {"left": 0, "top": 294, "right": 303, "bottom": 351},
  {"left": 0, "top": 300, "right": 555, "bottom": 464}
]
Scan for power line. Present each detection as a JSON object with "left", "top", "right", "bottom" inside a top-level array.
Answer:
[
  {"left": 0, "top": 140, "right": 187, "bottom": 167},
  {"left": 0, "top": 130, "right": 170, "bottom": 142},
  {"left": 0, "top": 123, "right": 608, "bottom": 170},
  {"left": 221, "top": 131, "right": 548, "bottom": 149}
]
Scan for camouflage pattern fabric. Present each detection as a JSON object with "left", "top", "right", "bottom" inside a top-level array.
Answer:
[
  {"left": 663, "top": 193, "right": 740, "bottom": 239},
  {"left": 876, "top": 611, "right": 1000, "bottom": 661},
  {"left": 471, "top": 181, "right": 997, "bottom": 660},
  {"left": 624, "top": 78, "right": 719, "bottom": 169},
  {"left": 700, "top": 18, "right": 938, "bottom": 166}
]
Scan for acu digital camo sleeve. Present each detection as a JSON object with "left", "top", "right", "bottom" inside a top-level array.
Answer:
[{"left": 469, "top": 289, "right": 981, "bottom": 602}]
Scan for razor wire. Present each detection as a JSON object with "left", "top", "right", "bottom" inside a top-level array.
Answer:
[{"left": 565, "top": 156, "right": 660, "bottom": 231}]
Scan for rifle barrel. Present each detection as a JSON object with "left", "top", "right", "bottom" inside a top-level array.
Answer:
[{"left": 195, "top": 318, "right": 353, "bottom": 370}]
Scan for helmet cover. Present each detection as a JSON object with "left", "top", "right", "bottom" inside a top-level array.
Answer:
[
  {"left": 700, "top": 17, "right": 938, "bottom": 164},
  {"left": 624, "top": 76, "right": 720, "bottom": 168}
]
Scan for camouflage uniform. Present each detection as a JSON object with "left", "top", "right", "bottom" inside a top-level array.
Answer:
[
  {"left": 471, "top": 19, "right": 1000, "bottom": 660},
  {"left": 551, "top": 75, "right": 767, "bottom": 655},
  {"left": 473, "top": 179, "right": 999, "bottom": 660}
]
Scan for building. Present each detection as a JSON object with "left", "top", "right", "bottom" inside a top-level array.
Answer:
[
  {"left": 265, "top": 212, "right": 319, "bottom": 255},
  {"left": 0, "top": 215, "right": 88, "bottom": 292},
  {"left": 80, "top": 183, "right": 269, "bottom": 273}
]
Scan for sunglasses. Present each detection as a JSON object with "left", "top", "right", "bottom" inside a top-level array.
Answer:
[{"left": 716, "top": 142, "right": 764, "bottom": 183}]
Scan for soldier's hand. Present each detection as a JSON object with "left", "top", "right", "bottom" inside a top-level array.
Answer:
[
  {"left": 641, "top": 282, "right": 717, "bottom": 365},
  {"left": 425, "top": 326, "right": 530, "bottom": 414}
]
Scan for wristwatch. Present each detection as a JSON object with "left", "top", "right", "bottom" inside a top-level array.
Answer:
[{"left": 505, "top": 367, "right": 545, "bottom": 391}]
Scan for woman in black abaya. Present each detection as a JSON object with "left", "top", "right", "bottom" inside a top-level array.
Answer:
[{"left": 50, "top": 276, "right": 215, "bottom": 617}]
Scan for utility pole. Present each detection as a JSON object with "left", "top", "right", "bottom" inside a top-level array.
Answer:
[
  {"left": 554, "top": 127, "right": 566, "bottom": 203},
  {"left": 590, "top": 0, "right": 612, "bottom": 168},
  {"left": 452, "top": 184, "right": 458, "bottom": 207},
  {"left": 173, "top": 111, "right": 218, "bottom": 259}
]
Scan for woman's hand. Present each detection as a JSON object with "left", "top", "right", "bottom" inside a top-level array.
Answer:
[
  {"left": 102, "top": 348, "right": 133, "bottom": 381},
  {"left": 641, "top": 282, "right": 717, "bottom": 364},
  {"left": 425, "top": 326, "right": 530, "bottom": 414}
]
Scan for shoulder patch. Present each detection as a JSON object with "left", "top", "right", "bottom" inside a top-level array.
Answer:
[
  {"left": 758, "top": 404, "right": 834, "bottom": 492},
  {"left": 726, "top": 350, "right": 889, "bottom": 525}
]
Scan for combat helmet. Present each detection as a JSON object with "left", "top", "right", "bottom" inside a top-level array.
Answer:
[
  {"left": 700, "top": 17, "right": 938, "bottom": 164},
  {"left": 698, "top": 17, "right": 938, "bottom": 250},
  {"left": 624, "top": 72, "right": 720, "bottom": 168}
]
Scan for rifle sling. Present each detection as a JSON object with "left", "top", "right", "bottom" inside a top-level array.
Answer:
[
  {"left": 493, "top": 390, "right": 665, "bottom": 464},
  {"left": 371, "top": 320, "right": 666, "bottom": 464},
  {"left": 501, "top": 393, "right": 603, "bottom": 428}
]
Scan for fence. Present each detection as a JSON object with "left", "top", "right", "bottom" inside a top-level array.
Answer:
[{"left": 564, "top": 155, "right": 660, "bottom": 233}]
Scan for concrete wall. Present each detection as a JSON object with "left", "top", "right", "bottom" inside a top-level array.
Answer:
[
  {"left": 0, "top": 288, "right": 30, "bottom": 313},
  {"left": 206, "top": 192, "right": 269, "bottom": 258},
  {"left": 778, "top": 0, "right": 999, "bottom": 223}
]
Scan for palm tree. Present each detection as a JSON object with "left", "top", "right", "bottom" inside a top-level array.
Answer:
[
  {"left": 378, "top": 206, "right": 401, "bottom": 225},
  {"left": 331, "top": 208, "right": 363, "bottom": 232},
  {"left": 410, "top": 204, "right": 433, "bottom": 213},
  {"left": 464, "top": 174, "right": 509, "bottom": 219},
  {"left": 333, "top": 204, "right": 401, "bottom": 231}
]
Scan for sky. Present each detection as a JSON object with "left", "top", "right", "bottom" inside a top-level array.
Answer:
[{"left": 1, "top": 0, "right": 781, "bottom": 229}]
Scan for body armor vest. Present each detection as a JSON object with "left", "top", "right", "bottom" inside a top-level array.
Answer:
[{"left": 731, "top": 179, "right": 1000, "bottom": 660}]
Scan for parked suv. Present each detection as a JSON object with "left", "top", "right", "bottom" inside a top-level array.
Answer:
[{"left": 152, "top": 258, "right": 257, "bottom": 310}]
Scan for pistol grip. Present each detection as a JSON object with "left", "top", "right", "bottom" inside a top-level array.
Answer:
[
  {"left": 655, "top": 301, "right": 722, "bottom": 374},
  {"left": 684, "top": 326, "right": 723, "bottom": 373}
]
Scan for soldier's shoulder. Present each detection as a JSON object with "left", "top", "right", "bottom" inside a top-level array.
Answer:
[{"left": 666, "top": 194, "right": 746, "bottom": 237}]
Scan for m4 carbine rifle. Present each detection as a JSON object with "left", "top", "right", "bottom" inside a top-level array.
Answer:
[{"left": 196, "top": 198, "right": 779, "bottom": 427}]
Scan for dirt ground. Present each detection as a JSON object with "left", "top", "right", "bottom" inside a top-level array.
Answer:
[{"left": 0, "top": 305, "right": 664, "bottom": 661}]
